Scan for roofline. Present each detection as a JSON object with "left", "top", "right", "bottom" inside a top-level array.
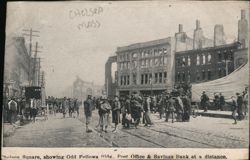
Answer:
[
  {"left": 176, "top": 42, "right": 241, "bottom": 54},
  {"left": 116, "top": 37, "right": 174, "bottom": 53}
]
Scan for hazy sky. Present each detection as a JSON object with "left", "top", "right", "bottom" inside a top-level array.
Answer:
[{"left": 6, "top": 1, "right": 249, "bottom": 97}]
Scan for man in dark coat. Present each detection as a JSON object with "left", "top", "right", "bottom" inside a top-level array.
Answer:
[
  {"left": 84, "top": 95, "right": 93, "bottom": 133},
  {"left": 236, "top": 93, "right": 244, "bottom": 120},
  {"left": 219, "top": 93, "right": 225, "bottom": 111},
  {"left": 182, "top": 95, "right": 191, "bottom": 122},
  {"left": 231, "top": 96, "right": 238, "bottom": 124},
  {"left": 201, "top": 91, "right": 209, "bottom": 112},
  {"left": 165, "top": 96, "right": 175, "bottom": 123},
  {"left": 112, "top": 95, "right": 121, "bottom": 132},
  {"left": 130, "top": 95, "right": 143, "bottom": 129},
  {"left": 122, "top": 96, "right": 131, "bottom": 128}
]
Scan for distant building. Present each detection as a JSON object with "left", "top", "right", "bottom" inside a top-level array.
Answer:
[{"left": 72, "top": 76, "right": 104, "bottom": 100}]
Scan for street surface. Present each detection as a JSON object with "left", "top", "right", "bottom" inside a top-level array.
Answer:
[{"left": 3, "top": 107, "right": 249, "bottom": 148}]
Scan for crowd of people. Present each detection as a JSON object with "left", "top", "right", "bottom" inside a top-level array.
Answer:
[{"left": 82, "top": 89, "right": 193, "bottom": 133}]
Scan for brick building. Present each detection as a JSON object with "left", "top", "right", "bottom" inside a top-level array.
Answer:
[
  {"left": 116, "top": 37, "right": 175, "bottom": 96},
  {"left": 175, "top": 42, "right": 241, "bottom": 85}
]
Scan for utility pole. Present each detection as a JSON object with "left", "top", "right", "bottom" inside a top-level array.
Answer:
[
  {"left": 32, "top": 42, "right": 42, "bottom": 86},
  {"left": 22, "top": 29, "right": 40, "bottom": 86}
]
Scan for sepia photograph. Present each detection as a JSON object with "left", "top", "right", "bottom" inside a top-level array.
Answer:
[{"left": 1, "top": 1, "right": 249, "bottom": 159}]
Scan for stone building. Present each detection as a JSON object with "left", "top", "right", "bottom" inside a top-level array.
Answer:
[
  {"left": 115, "top": 37, "right": 175, "bottom": 96},
  {"left": 4, "top": 37, "right": 30, "bottom": 98}
]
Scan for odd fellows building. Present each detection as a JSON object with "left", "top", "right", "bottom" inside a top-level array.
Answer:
[
  {"left": 114, "top": 37, "right": 176, "bottom": 96},
  {"left": 175, "top": 10, "right": 248, "bottom": 86}
]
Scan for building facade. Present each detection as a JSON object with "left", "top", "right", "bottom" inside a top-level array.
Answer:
[
  {"left": 175, "top": 42, "right": 241, "bottom": 85},
  {"left": 105, "top": 9, "right": 248, "bottom": 97},
  {"left": 4, "top": 37, "right": 30, "bottom": 98},
  {"left": 72, "top": 76, "right": 104, "bottom": 101},
  {"left": 116, "top": 37, "right": 175, "bottom": 96}
]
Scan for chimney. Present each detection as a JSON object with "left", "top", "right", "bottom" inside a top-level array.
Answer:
[
  {"left": 179, "top": 24, "right": 183, "bottom": 32},
  {"left": 196, "top": 20, "right": 200, "bottom": 29},
  {"left": 241, "top": 9, "right": 246, "bottom": 19}
]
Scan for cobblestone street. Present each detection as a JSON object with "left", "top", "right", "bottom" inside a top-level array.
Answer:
[{"left": 3, "top": 107, "right": 249, "bottom": 148}]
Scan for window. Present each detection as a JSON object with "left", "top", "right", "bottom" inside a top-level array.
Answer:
[
  {"left": 120, "top": 76, "right": 123, "bottom": 86},
  {"left": 133, "top": 73, "right": 137, "bottom": 84},
  {"left": 159, "top": 57, "right": 163, "bottom": 66},
  {"left": 132, "top": 53, "right": 137, "bottom": 58},
  {"left": 124, "top": 76, "right": 127, "bottom": 85},
  {"left": 208, "top": 70, "right": 211, "bottom": 80},
  {"left": 145, "top": 74, "right": 148, "bottom": 84},
  {"left": 182, "top": 72, "right": 186, "bottom": 82},
  {"left": 196, "top": 71, "right": 200, "bottom": 81},
  {"left": 218, "top": 52, "right": 222, "bottom": 62},
  {"left": 127, "top": 75, "right": 130, "bottom": 85},
  {"left": 163, "top": 48, "right": 167, "bottom": 54},
  {"left": 141, "top": 74, "right": 144, "bottom": 84},
  {"left": 133, "top": 61, "right": 137, "bottom": 68},
  {"left": 148, "top": 59, "right": 151, "bottom": 67},
  {"left": 177, "top": 58, "right": 181, "bottom": 67},
  {"left": 127, "top": 62, "right": 130, "bottom": 69},
  {"left": 155, "top": 58, "right": 159, "bottom": 66},
  {"left": 218, "top": 68, "right": 222, "bottom": 78},
  {"left": 177, "top": 72, "right": 181, "bottom": 82},
  {"left": 159, "top": 49, "right": 162, "bottom": 55},
  {"left": 159, "top": 73, "right": 162, "bottom": 83},
  {"left": 163, "top": 56, "right": 167, "bottom": 65},
  {"left": 202, "top": 70, "right": 206, "bottom": 80},
  {"left": 187, "top": 71, "right": 191, "bottom": 82},
  {"left": 208, "top": 54, "right": 211, "bottom": 64},
  {"left": 182, "top": 57, "right": 186, "bottom": 67},
  {"left": 188, "top": 56, "right": 191, "bottom": 66},
  {"left": 164, "top": 72, "right": 167, "bottom": 83},
  {"left": 149, "top": 74, "right": 152, "bottom": 84},
  {"left": 155, "top": 73, "right": 158, "bottom": 83},
  {"left": 202, "top": 54, "right": 206, "bottom": 65},
  {"left": 196, "top": 55, "right": 200, "bottom": 65}
]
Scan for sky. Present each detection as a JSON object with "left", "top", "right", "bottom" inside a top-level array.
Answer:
[{"left": 5, "top": 1, "right": 249, "bottom": 97}]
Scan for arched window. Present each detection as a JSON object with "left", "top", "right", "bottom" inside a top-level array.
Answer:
[
  {"left": 182, "top": 57, "right": 186, "bottom": 67},
  {"left": 208, "top": 53, "right": 211, "bottom": 63}
]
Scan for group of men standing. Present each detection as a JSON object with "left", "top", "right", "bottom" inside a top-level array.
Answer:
[{"left": 82, "top": 91, "right": 193, "bottom": 133}]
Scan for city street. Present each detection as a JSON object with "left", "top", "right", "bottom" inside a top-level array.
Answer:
[{"left": 3, "top": 107, "right": 249, "bottom": 148}]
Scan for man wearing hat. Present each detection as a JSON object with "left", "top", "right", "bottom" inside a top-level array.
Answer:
[
  {"left": 84, "top": 95, "right": 93, "bottom": 133},
  {"left": 236, "top": 92, "right": 244, "bottom": 120},
  {"left": 201, "top": 91, "right": 209, "bottom": 112},
  {"left": 99, "top": 96, "right": 111, "bottom": 132},
  {"left": 111, "top": 95, "right": 121, "bottom": 132}
]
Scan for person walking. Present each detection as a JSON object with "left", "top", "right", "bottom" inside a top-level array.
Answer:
[
  {"left": 201, "top": 91, "right": 209, "bottom": 112},
  {"left": 111, "top": 96, "right": 121, "bottom": 132},
  {"left": 30, "top": 98, "right": 37, "bottom": 123},
  {"left": 62, "top": 97, "right": 67, "bottom": 118},
  {"left": 99, "top": 96, "right": 111, "bottom": 132},
  {"left": 165, "top": 96, "right": 176, "bottom": 123},
  {"left": 176, "top": 94, "right": 184, "bottom": 122},
  {"left": 231, "top": 96, "right": 238, "bottom": 124},
  {"left": 84, "top": 95, "right": 93, "bottom": 133},
  {"left": 143, "top": 96, "right": 152, "bottom": 127},
  {"left": 123, "top": 96, "right": 132, "bottom": 128},
  {"left": 158, "top": 95, "right": 165, "bottom": 119},
  {"left": 236, "top": 93, "right": 244, "bottom": 120},
  {"left": 130, "top": 95, "right": 143, "bottom": 129},
  {"left": 8, "top": 97, "right": 18, "bottom": 124},
  {"left": 242, "top": 88, "right": 248, "bottom": 119},
  {"left": 182, "top": 95, "right": 191, "bottom": 122}
]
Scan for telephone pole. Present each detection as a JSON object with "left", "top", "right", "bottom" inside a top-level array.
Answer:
[
  {"left": 22, "top": 28, "right": 40, "bottom": 85},
  {"left": 32, "top": 42, "right": 42, "bottom": 86}
]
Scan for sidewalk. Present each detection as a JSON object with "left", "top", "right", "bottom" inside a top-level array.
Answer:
[{"left": 197, "top": 110, "right": 233, "bottom": 119}]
